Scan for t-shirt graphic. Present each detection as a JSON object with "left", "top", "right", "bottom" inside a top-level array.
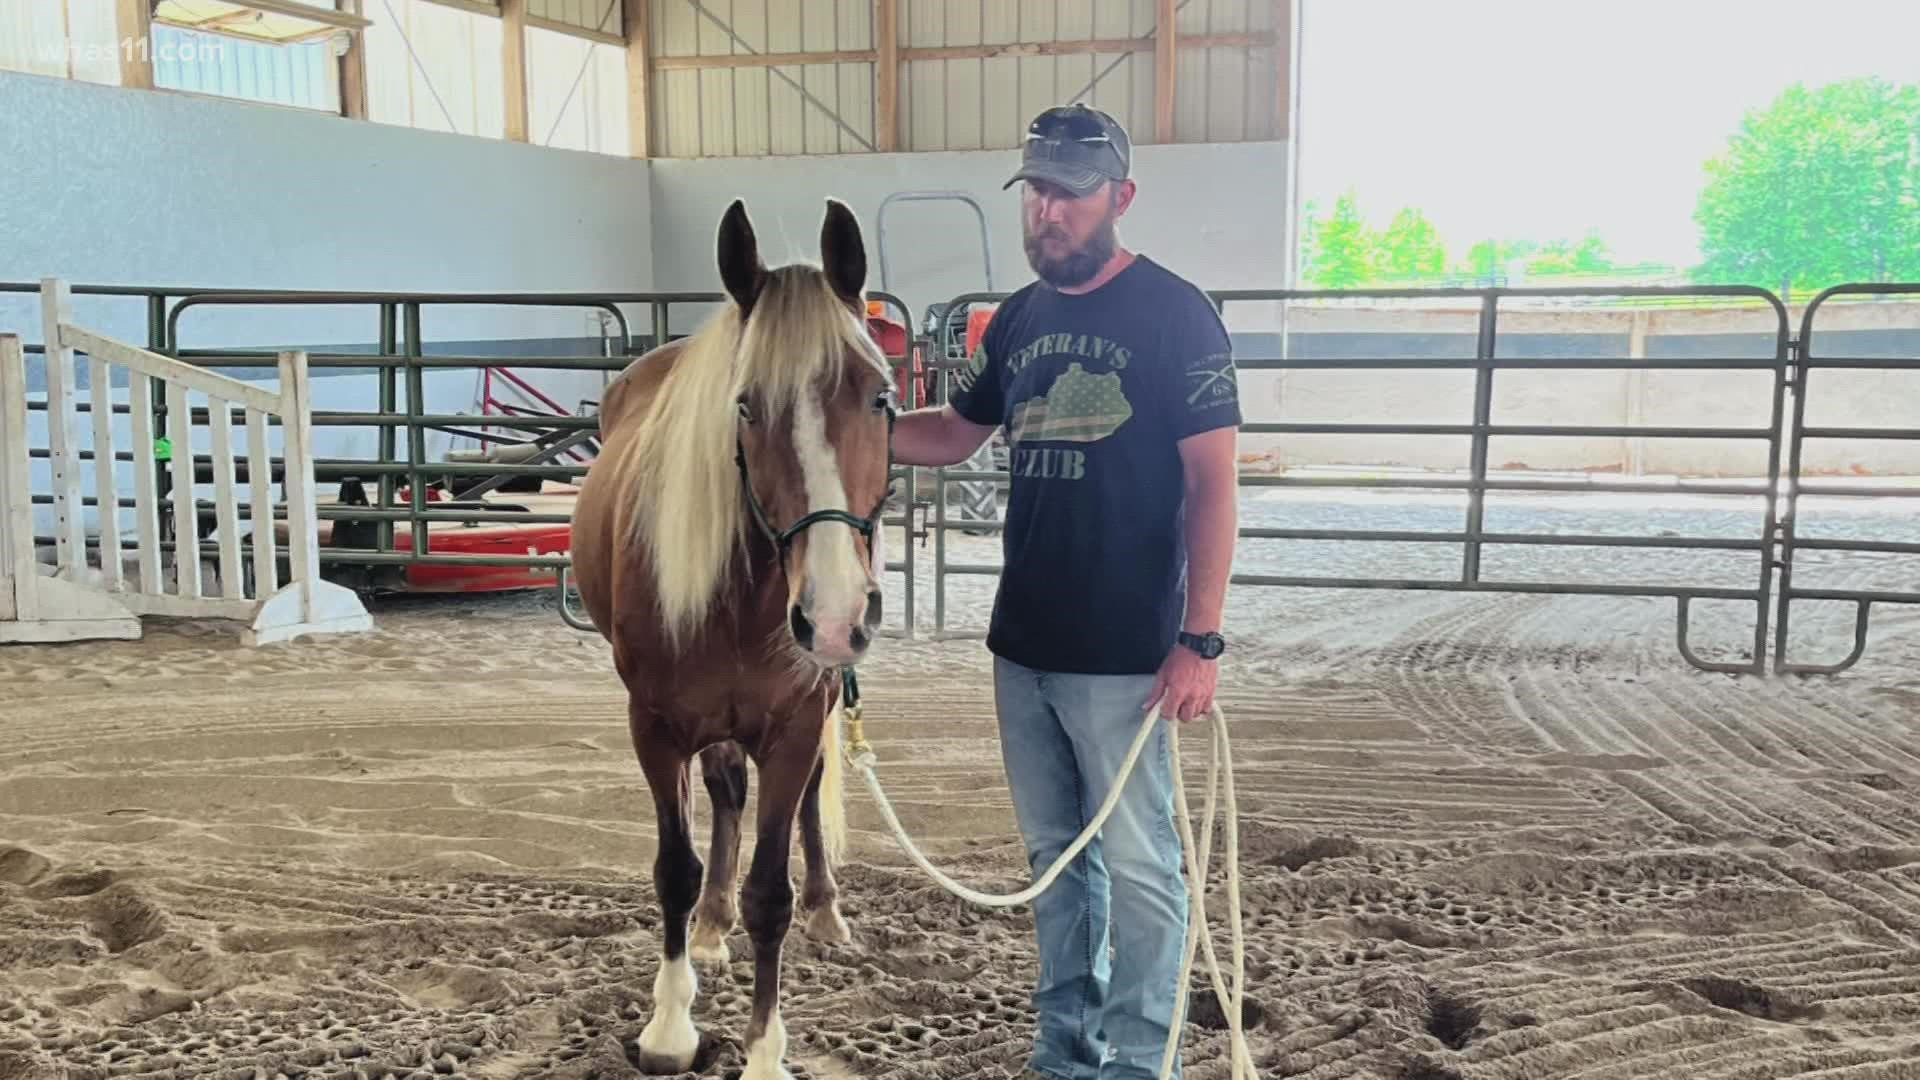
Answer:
[
  {"left": 947, "top": 255, "right": 1242, "bottom": 676},
  {"left": 1008, "top": 361, "right": 1134, "bottom": 445}
]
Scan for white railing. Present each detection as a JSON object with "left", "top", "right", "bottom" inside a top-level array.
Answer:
[{"left": 0, "top": 278, "right": 371, "bottom": 646}]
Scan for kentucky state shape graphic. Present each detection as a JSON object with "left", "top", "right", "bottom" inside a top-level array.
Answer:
[{"left": 1009, "top": 362, "right": 1134, "bottom": 445}]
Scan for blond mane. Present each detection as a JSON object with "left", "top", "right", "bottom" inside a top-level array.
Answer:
[{"left": 608, "top": 264, "right": 890, "bottom": 649}]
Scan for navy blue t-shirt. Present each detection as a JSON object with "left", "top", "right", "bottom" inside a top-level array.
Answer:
[{"left": 948, "top": 255, "right": 1242, "bottom": 675}]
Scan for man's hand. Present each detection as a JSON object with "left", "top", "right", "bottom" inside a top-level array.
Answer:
[{"left": 1144, "top": 643, "right": 1218, "bottom": 724}]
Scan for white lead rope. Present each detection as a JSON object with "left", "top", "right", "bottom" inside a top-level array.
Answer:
[{"left": 840, "top": 696, "right": 1254, "bottom": 1080}]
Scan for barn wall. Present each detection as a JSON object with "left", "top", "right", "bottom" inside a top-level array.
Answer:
[
  {"left": 646, "top": 139, "right": 1292, "bottom": 324},
  {"left": 649, "top": 0, "right": 1287, "bottom": 157},
  {"left": 653, "top": 0, "right": 878, "bottom": 156},
  {"left": 0, "top": 68, "right": 654, "bottom": 347},
  {"left": 0, "top": 67, "right": 655, "bottom": 499}
]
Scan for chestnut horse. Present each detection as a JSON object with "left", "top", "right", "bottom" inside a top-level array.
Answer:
[{"left": 570, "top": 198, "right": 896, "bottom": 1078}]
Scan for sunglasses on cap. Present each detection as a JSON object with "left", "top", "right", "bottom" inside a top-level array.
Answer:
[
  {"left": 1005, "top": 104, "right": 1131, "bottom": 196},
  {"left": 1026, "top": 105, "right": 1118, "bottom": 144}
]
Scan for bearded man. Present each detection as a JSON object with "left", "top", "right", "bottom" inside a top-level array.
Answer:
[{"left": 889, "top": 103, "right": 1243, "bottom": 1080}]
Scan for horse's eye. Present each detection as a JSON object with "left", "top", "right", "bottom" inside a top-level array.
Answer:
[{"left": 873, "top": 389, "right": 896, "bottom": 412}]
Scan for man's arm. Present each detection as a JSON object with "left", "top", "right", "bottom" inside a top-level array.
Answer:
[
  {"left": 890, "top": 404, "right": 998, "bottom": 467},
  {"left": 1177, "top": 425, "right": 1239, "bottom": 635},
  {"left": 1145, "top": 287, "right": 1242, "bottom": 724}
]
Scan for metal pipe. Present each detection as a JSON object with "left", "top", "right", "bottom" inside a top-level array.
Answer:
[
  {"left": 404, "top": 303, "right": 427, "bottom": 560},
  {"left": 876, "top": 191, "right": 996, "bottom": 292},
  {"left": 1462, "top": 296, "right": 1497, "bottom": 585},
  {"left": 378, "top": 301, "right": 399, "bottom": 560}
]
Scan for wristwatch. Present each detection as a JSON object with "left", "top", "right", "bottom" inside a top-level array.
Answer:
[{"left": 1177, "top": 630, "right": 1226, "bottom": 659}]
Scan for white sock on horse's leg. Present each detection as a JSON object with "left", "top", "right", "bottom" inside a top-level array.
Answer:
[
  {"left": 740, "top": 1008, "right": 791, "bottom": 1080},
  {"left": 637, "top": 954, "right": 700, "bottom": 1069},
  {"left": 689, "top": 914, "right": 732, "bottom": 964}
]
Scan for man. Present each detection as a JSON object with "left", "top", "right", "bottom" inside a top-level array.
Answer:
[{"left": 888, "top": 102, "right": 1242, "bottom": 1080}]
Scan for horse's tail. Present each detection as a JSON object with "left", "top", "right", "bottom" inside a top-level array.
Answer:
[{"left": 819, "top": 693, "right": 848, "bottom": 864}]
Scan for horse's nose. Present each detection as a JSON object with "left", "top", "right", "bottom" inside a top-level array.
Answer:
[
  {"left": 864, "top": 589, "right": 883, "bottom": 629},
  {"left": 794, "top": 607, "right": 869, "bottom": 664},
  {"left": 789, "top": 604, "right": 814, "bottom": 650}
]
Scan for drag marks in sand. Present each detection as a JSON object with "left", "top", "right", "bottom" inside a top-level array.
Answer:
[{"left": 3, "top": 587, "right": 1920, "bottom": 1076}]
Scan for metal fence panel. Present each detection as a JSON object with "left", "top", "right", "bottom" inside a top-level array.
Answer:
[
  {"left": 1774, "top": 284, "right": 1920, "bottom": 674},
  {"left": 19, "top": 276, "right": 1920, "bottom": 677},
  {"left": 916, "top": 285, "right": 1793, "bottom": 674},
  {"left": 2, "top": 280, "right": 919, "bottom": 633}
]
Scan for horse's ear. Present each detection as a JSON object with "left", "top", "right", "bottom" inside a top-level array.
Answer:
[
  {"left": 718, "top": 198, "right": 767, "bottom": 315},
  {"left": 819, "top": 198, "right": 866, "bottom": 307}
]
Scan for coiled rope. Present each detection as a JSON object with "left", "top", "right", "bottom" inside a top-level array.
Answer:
[{"left": 836, "top": 669, "right": 1254, "bottom": 1080}]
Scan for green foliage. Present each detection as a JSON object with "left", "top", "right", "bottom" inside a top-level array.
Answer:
[
  {"left": 1301, "top": 190, "right": 1379, "bottom": 287},
  {"left": 1378, "top": 208, "right": 1447, "bottom": 278},
  {"left": 1693, "top": 76, "right": 1920, "bottom": 299},
  {"left": 1299, "top": 195, "right": 1624, "bottom": 287},
  {"left": 1526, "top": 232, "right": 1615, "bottom": 276}
]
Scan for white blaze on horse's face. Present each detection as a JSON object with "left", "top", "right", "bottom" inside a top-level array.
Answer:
[{"left": 787, "top": 387, "right": 882, "bottom": 665}]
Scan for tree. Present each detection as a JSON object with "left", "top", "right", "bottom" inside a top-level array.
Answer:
[
  {"left": 1378, "top": 208, "right": 1447, "bottom": 279},
  {"left": 1693, "top": 77, "right": 1920, "bottom": 300},
  {"left": 1526, "top": 231, "right": 1615, "bottom": 276},
  {"left": 1458, "top": 238, "right": 1537, "bottom": 282},
  {"left": 1300, "top": 191, "right": 1380, "bottom": 287}
]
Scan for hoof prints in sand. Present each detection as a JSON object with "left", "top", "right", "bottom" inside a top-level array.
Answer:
[
  {"left": 0, "top": 849, "right": 1275, "bottom": 1078},
  {"left": 8, "top": 587, "right": 1920, "bottom": 1076},
  {"left": 8, "top": 833, "right": 1920, "bottom": 1078}
]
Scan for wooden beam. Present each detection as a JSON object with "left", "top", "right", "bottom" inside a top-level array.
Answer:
[
  {"left": 339, "top": 0, "right": 368, "bottom": 120},
  {"left": 502, "top": 0, "right": 530, "bottom": 141},
  {"left": 528, "top": 14, "right": 624, "bottom": 47},
  {"left": 648, "top": 32, "right": 1273, "bottom": 72},
  {"left": 117, "top": 0, "right": 153, "bottom": 89},
  {"left": 1155, "top": 0, "right": 1177, "bottom": 142},
  {"left": 185, "top": 0, "right": 375, "bottom": 31},
  {"left": 419, "top": 0, "right": 499, "bottom": 16},
  {"left": 909, "top": 32, "right": 1268, "bottom": 61},
  {"left": 1274, "top": 0, "right": 1290, "bottom": 138},
  {"left": 876, "top": 0, "right": 898, "bottom": 153},
  {"left": 653, "top": 48, "right": 875, "bottom": 71},
  {"left": 624, "top": 0, "right": 652, "bottom": 158}
]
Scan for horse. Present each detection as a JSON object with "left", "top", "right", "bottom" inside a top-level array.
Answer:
[{"left": 568, "top": 196, "right": 897, "bottom": 1079}]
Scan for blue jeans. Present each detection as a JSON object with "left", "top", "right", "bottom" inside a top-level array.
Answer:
[{"left": 993, "top": 655, "right": 1189, "bottom": 1080}]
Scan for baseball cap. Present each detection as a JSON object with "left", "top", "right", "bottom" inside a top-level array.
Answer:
[{"left": 1003, "top": 103, "right": 1131, "bottom": 197}]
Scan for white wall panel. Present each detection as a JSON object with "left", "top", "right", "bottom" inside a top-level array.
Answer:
[
  {"left": 652, "top": 0, "right": 870, "bottom": 156},
  {"left": 528, "top": 25, "right": 629, "bottom": 154},
  {"left": 365, "top": 0, "right": 506, "bottom": 140},
  {"left": 641, "top": 0, "right": 1280, "bottom": 156},
  {"left": 0, "top": 0, "right": 121, "bottom": 84},
  {"left": 8, "top": 0, "right": 1285, "bottom": 162},
  {"left": 0, "top": 0, "right": 72, "bottom": 79}
]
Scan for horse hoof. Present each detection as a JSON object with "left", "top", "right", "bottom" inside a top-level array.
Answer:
[
  {"left": 689, "top": 937, "right": 731, "bottom": 966},
  {"left": 803, "top": 904, "right": 851, "bottom": 945},
  {"left": 634, "top": 1023, "right": 699, "bottom": 1075},
  {"left": 634, "top": 1046, "right": 700, "bottom": 1075}
]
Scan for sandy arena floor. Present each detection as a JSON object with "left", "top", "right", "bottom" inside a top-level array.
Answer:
[{"left": 5, "top": 489, "right": 1920, "bottom": 1079}]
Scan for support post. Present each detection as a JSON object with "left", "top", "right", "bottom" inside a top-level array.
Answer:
[
  {"left": 624, "top": 0, "right": 652, "bottom": 157},
  {"left": 339, "top": 1, "right": 369, "bottom": 120},
  {"left": 40, "top": 279, "right": 85, "bottom": 577},
  {"left": 1275, "top": 0, "right": 1295, "bottom": 140},
  {"left": 1624, "top": 309, "right": 1650, "bottom": 476},
  {"left": 876, "top": 0, "right": 899, "bottom": 153},
  {"left": 117, "top": 0, "right": 153, "bottom": 89},
  {"left": 503, "top": 0, "right": 531, "bottom": 142},
  {"left": 1155, "top": 0, "right": 1176, "bottom": 142},
  {"left": 246, "top": 350, "right": 373, "bottom": 646}
]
